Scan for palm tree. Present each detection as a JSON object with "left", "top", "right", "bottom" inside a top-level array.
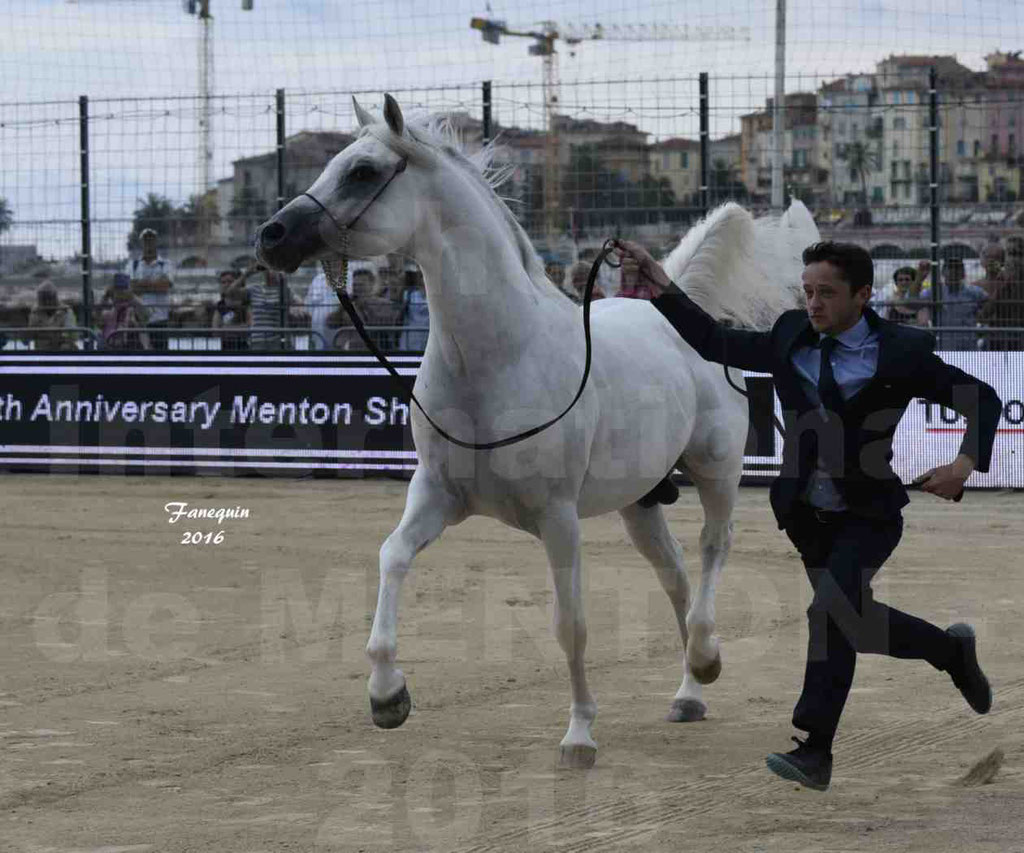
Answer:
[
  {"left": 0, "top": 197, "right": 12, "bottom": 275},
  {"left": 839, "top": 140, "right": 880, "bottom": 207}
]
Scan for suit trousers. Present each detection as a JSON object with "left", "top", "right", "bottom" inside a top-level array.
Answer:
[{"left": 784, "top": 502, "right": 956, "bottom": 750}]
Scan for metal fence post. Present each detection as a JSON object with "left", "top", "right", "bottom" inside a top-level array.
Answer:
[
  {"left": 929, "top": 67, "right": 941, "bottom": 333},
  {"left": 699, "top": 72, "right": 709, "bottom": 218},
  {"left": 79, "top": 95, "right": 92, "bottom": 337},
  {"left": 276, "top": 88, "right": 286, "bottom": 331},
  {"left": 482, "top": 80, "right": 492, "bottom": 145}
]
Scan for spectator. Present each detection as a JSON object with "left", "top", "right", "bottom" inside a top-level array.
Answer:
[
  {"left": 305, "top": 268, "right": 334, "bottom": 350},
  {"left": 27, "top": 280, "right": 77, "bottom": 351},
  {"left": 398, "top": 264, "right": 429, "bottom": 351},
  {"left": 126, "top": 227, "right": 174, "bottom": 351},
  {"left": 566, "top": 261, "right": 605, "bottom": 305},
  {"left": 979, "top": 235, "right": 1024, "bottom": 350},
  {"left": 100, "top": 272, "right": 150, "bottom": 350},
  {"left": 973, "top": 241, "right": 1005, "bottom": 298},
  {"left": 919, "top": 256, "right": 987, "bottom": 350},
  {"left": 357, "top": 267, "right": 401, "bottom": 351},
  {"left": 211, "top": 268, "right": 253, "bottom": 351},
  {"left": 247, "top": 267, "right": 292, "bottom": 350},
  {"left": 883, "top": 266, "right": 926, "bottom": 326},
  {"left": 330, "top": 265, "right": 373, "bottom": 350},
  {"left": 617, "top": 252, "right": 658, "bottom": 300}
]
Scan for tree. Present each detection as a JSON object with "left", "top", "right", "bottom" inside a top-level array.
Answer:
[
  {"left": 177, "top": 192, "right": 220, "bottom": 246},
  {"left": 229, "top": 186, "right": 268, "bottom": 242},
  {"left": 0, "top": 196, "right": 11, "bottom": 236},
  {"left": 128, "top": 193, "right": 177, "bottom": 251},
  {"left": 560, "top": 145, "right": 679, "bottom": 236}
]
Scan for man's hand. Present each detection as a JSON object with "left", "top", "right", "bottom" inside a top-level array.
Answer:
[
  {"left": 912, "top": 453, "right": 974, "bottom": 501},
  {"left": 612, "top": 240, "right": 673, "bottom": 295}
]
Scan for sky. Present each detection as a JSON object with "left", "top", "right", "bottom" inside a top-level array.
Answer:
[{"left": 3, "top": 0, "right": 1024, "bottom": 260}]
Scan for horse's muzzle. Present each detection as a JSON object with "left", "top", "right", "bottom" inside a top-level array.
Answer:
[{"left": 255, "top": 197, "right": 326, "bottom": 273}]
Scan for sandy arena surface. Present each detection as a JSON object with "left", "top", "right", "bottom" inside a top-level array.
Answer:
[{"left": 0, "top": 474, "right": 1022, "bottom": 852}]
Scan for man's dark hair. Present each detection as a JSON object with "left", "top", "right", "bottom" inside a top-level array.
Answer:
[
  {"left": 802, "top": 241, "right": 874, "bottom": 294},
  {"left": 893, "top": 265, "right": 916, "bottom": 283}
]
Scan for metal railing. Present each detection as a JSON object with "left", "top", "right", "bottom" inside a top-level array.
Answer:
[
  {"left": 103, "top": 326, "right": 327, "bottom": 351},
  {"left": 0, "top": 326, "right": 101, "bottom": 351}
]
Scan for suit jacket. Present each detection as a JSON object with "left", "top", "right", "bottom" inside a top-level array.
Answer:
[{"left": 652, "top": 287, "right": 1003, "bottom": 529}]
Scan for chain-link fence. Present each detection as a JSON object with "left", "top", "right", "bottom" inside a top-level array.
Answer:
[{"left": 3, "top": 66, "right": 1024, "bottom": 351}]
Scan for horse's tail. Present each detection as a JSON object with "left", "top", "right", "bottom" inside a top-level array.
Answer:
[{"left": 663, "top": 200, "right": 820, "bottom": 331}]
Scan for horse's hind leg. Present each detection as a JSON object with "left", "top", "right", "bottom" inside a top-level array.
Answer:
[
  {"left": 366, "top": 467, "right": 460, "bottom": 729},
  {"left": 684, "top": 469, "right": 739, "bottom": 685},
  {"left": 619, "top": 503, "right": 707, "bottom": 722}
]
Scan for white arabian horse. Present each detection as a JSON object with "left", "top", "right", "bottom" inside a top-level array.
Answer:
[{"left": 256, "top": 94, "right": 818, "bottom": 768}]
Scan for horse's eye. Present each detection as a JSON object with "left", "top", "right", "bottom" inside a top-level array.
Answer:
[{"left": 350, "top": 165, "right": 376, "bottom": 182}]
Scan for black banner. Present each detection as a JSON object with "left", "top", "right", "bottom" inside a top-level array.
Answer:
[{"left": 0, "top": 353, "right": 777, "bottom": 477}]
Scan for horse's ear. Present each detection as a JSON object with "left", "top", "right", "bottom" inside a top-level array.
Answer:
[
  {"left": 383, "top": 93, "right": 404, "bottom": 137},
  {"left": 352, "top": 96, "right": 374, "bottom": 129}
]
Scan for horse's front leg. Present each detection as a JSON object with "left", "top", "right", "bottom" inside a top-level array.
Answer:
[
  {"left": 367, "top": 467, "right": 459, "bottom": 729},
  {"left": 538, "top": 504, "right": 597, "bottom": 768}
]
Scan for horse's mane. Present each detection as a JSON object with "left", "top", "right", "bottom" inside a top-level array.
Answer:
[
  {"left": 662, "top": 201, "right": 819, "bottom": 330},
  {"left": 363, "top": 115, "right": 561, "bottom": 299}
]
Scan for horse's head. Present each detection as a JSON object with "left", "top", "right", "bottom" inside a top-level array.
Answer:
[{"left": 256, "top": 94, "right": 428, "bottom": 272}]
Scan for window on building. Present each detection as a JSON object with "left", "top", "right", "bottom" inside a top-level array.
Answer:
[
  {"left": 974, "top": 139, "right": 981, "bottom": 157},
  {"left": 1011, "top": 134, "right": 1017, "bottom": 156},
  {"left": 894, "top": 117, "right": 906, "bottom": 130},
  {"left": 1011, "top": 114, "right": 1017, "bottom": 128},
  {"left": 662, "top": 153, "right": 671, "bottom": 170},
  {"left": 992, "top": 133, "right": 999, "bottom": 154},
  {"left": 907, "top": 91, "right": 917, "bottom": 105},
  {"left": 793, "top": 150, "right": 807, "bottom": 168},
  {"left": 903, "top": 160, "right": 911, "bottom": 179},
  {"left": 903, "top": 182, "right": 911, "bottom": 199},
  {"left": 891, "top": 160, "right": 898, "bottom": 178},
  {"left": 682, "top": 152, "right": 689, "bottom": 169},
  {"left": 872, "top": 186, "right": 884, "bottom": 202},
  {"left": 957, "top": 140, "right": 965, "bottom": 156},
  {"left": 894, "top": 91, "right": 903, "bottom": 105}
]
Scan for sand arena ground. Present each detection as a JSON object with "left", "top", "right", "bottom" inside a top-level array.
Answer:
[{"left": 1, "top": 475, "right": 1022, "bottom": 851}]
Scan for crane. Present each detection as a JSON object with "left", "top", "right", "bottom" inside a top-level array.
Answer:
[{"left": 470, "top": 17, "right": 752, "bottom": 242}]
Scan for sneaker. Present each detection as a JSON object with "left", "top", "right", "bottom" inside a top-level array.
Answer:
[
  {"left": 946, "top": 623, "right": 992, "bottom": 714},
  {"left": 765, "top": 736, "right": 833, "bottom": 791},
  {"left": 637, "top": 476, "right": 679, "bottom": 508}
]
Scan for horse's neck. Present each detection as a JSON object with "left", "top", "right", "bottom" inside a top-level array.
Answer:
[{"left": 410, "top": 188, "right": 573, "bottom": 370}]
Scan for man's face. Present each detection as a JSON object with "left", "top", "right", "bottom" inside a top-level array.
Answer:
[
  {"left": 142, "top": 235, "right": 156, "bottom": 259},
  {"left": 219, "top": 273, "right": 235, "bottom": 291},
  {"left": 943, "top": 261, "right": 964, "bottom": 289},
  {"left": 352, "top": 271, "right": 373, "bottom": 297},
  {"left": 894, "top": 271, "right": 914, "bottom": 293},
  {"left": 802, "top": 261, "right": 870, "bottom": 335}
]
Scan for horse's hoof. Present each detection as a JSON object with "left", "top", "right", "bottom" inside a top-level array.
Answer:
[
  {"left": 559, "top": 744, "right": 597, "bottom": 769},
  {"left": 370, "top": 685, "right": 411, "bottom": 729},
  {"left": 667, "top": 698, "right": 707, "bottom": 722},
  {"left": 690, "top": 652, "right": 722, "bottom": 685}
]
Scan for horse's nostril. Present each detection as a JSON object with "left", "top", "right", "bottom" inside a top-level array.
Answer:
[{"left": 261, "top": 221, "right": 287, "bottom": 246}]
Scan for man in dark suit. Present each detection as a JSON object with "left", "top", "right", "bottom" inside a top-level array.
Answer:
[{"left": 614, "top": 238, "right": 1002, "bottom": 791}]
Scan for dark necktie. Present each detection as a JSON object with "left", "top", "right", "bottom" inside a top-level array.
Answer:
[{"left": 818, "top": 336, "right": 844, "bottom": 415}]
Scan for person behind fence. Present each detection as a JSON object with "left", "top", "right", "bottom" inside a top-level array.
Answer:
[
  {"left": 979, "top": 234, "right": 1024, "bottom": 351},
  {"left": 883, "top": 266, "right": 927, "bottom": 326},
  {"left": 247, "top": 267, "right": 292, "bottom": 350},
  {"left": 398, "top": 263, "right": 429, "bottom": 350},
  {"left": 99, "top": 272, "right": 149, "bottom": 350},
  {"left": 304, "top": 267, "right": 333, "bottom": 350},
  {"left": 919, "top": 255, "right": 987, "bottom": 350},
  {"left": 973, "top": 240, "right": 1005, "bottom": 298},
  {"left": 27, "top": 280, "right": 77, "bottom": 351},
  {"left": 565, "top": 260, "right": 605, "bottom": 305},
  {"left": 356, "top": 265, "right": 401, "bottom": 351},
  {"left": 211, "top": 268, "right": 253, "bottom": 351},
  {"left": 126, "top": 227, "right": 174, "bottom": 351},
  {"left": 328, "top": 262, "right": 382, "bottom": 350},
  {"left": 612, "top": 237, "right": 1002, "bottom": 792}
]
